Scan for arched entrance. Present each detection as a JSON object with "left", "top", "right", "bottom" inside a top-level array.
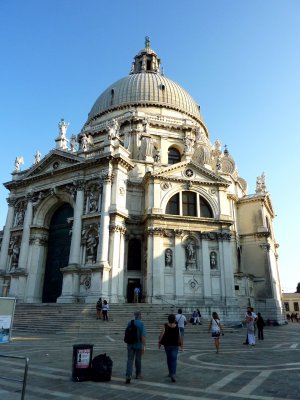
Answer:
[{"left": 42, "top": 204, "right": 73, "bottom": 303}]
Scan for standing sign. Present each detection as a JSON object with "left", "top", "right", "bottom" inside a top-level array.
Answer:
[{"left": 0, "top": 297, "right": 16, "bottom": 343}]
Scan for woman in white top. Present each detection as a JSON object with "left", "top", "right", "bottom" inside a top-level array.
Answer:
[{"left": 208, "top": 311, "right": 224, "bottom": 353}]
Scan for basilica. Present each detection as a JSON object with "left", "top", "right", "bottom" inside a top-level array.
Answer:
[{"left": 0, "top": 40, "right": 285, "bottom": 323}]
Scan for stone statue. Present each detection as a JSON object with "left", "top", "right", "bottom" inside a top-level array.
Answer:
[
  {"left": 14, "top": 156, "right": 24, "bottom": 172},
  {"left": 153, "top": 147, "right": 160, "bottom": 162},
  {"left": 9, "top": 240, "right": 20, "bottom": 268},
  {"left": 142, "top": 118, "right": 149, "bottom": 133},
  {"left": 210, "top": 251, "right": 217, "bottom": 269},
  {"left": 70, "top": 135, "right": 77, "bottom": 152},
  {"left": 86, "top": 233, "right": 97, "bottom": 262},
  {"left": 58, "top": 118, "right": 69, "bottom": 138},
  {"left": 81, "top": 133, "right": 93, "bottom": 152},
  {"left": 186, "top": 241, "right": 195, "bottom": 261},
  {"left": 256, "top": 172, "right": 266, "bottom": 194},
  {"left": 165, "top": 248, "right": 173, "bottom": 267},
  {"left": 184, "top": 136, "right": 193, "bottom": 153},
  {"left": 15, "top": 210, "right": 24, "bottom": 226},
  {"left": 34, "top": 150, "right": 41, "bottom": 164},
  {"left": 108, "top": 119, "right": 119, "bottom": 140},
  {"left": 88, "top": 193, "right": 98, "bottom": 213}
]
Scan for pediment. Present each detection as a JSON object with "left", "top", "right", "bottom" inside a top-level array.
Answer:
[
  {"left": 24, "top": 149, "right": 84, "bottom": 178},
  {"left": 151, "top": 161, "right": 230, "bottom": 186}
]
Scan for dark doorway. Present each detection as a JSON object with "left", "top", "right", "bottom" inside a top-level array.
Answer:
[
  {"left": 127, "top": 279, "right": 141, "bottom": 303},
  {"left": 127, "top": 239, "right": 141, "bottom": 270},
  {"left": 42, "top": 204, "right": 73, "bottom": 303}
]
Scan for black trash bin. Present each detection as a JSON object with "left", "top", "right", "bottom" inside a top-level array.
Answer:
[{"left": 72, "top": 344, "right": 93, "bottom": 381}]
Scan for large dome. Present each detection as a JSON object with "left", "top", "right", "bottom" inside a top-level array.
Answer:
[{"left": 87, "top": 42, "right": 202, "bottom": 124}]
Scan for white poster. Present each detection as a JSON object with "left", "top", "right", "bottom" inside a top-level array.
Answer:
[{"left": 0, "top": 298, "right": 16, "bottom": 344}]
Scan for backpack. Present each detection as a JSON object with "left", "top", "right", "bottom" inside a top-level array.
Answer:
[
  {"left": 124, "top": 320, "right": 138, "bottom": 344},
  {"left": 91, "top": 353, "right": 113, "bottom": 382}
]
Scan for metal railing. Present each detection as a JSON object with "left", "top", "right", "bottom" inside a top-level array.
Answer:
[{"left": 0, "top": 354, "right": 29, "bottom": 400}]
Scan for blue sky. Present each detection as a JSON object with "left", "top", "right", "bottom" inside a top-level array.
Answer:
[{"left": 0, "top": 0, "right": 299, "bottom": 292}]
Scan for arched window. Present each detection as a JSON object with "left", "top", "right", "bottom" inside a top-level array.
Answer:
[
  {"left": 166, "top": 191, "right": 213, "bottom": 218},
  {"left": 168, "top": 147, "right": 181, "bottom": 165},
  {"left": 127, "top": 238, "right": 141, "bottom": 271},
  {"left": 200, "top": 197, "right": 213, "bottom": 218},
  {"left": 166, "top": 193, "right": 179, "bottom": 215}
]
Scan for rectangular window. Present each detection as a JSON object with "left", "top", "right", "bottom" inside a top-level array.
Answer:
[
  {"left": 294, "top": 302, "right": 299, "bottom": 312},
  {"left": 235, "top": 285, "right": 239, "bottom": 291},
  {"left": 182, "top": 191, "right": 197, "bottom": 216},
  {"left": 284, "top": 302, "right": 289, "bottom": 311}
]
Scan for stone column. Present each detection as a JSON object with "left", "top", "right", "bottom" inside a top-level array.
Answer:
[
  {"left": 202, "top": 239, "right": 212, "bottom": 299},
  {"left": 68, "top": 181, "right": 85, "bottom": 266},
  {"left": 174, "top": 230, "right": 184, "bottom": 299},
  {"left": 145, "top": 229, "right": 154, "bottom": 302},
  {"left": 18, "top": 194, "right": 33, "bottom": 270},
  {"left": 109, "top": 223, "right": 126, "bottom": 303},
  {"left": 220, "top": 236, "right": 236, "bottom": 304},
  {"left": 25, "top": 235, "right": 48, "bottom": 302},
  {"left": 97, "top": 174, "right": 113, "bottom": 264},
  {"left": 0, "top": 198, "right": 15, "bottom": 271},
  {"left": 152, "top": 232, "right": 164, "bottom": 298}
]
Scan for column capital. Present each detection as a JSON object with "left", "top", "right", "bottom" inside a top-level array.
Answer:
[
  {"left": 74, "top": 179, "right": 86, "bottom": 191},
  {"left": 26, "top": 192, "right": 34, "bottom": 202},
  {"left": 101, "top": 173, "right": 114, "bottom": 184},
  {"left": 6, "top": 197, "right": 16, "bottom": 207},
  {"left": 109, "top": 224, "right": 127, "bottom": 235}
]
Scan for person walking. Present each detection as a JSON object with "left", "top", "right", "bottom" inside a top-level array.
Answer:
[
  {"left": 196, "top": 309, "right": 202, "bottom": 325},
  {"left": 134, "top": 287, "right": 140, "bottom": 303},
  {"left": 125, "top": 311, "right": 146, "bottom": 384},
  {"left": 243, "top": 306, "right": 256, "bottom": 344},
  {"left": 208, "top": 311, "right": 224, "bottom": 353},
  {"left": 158, "top": 314, "right": 183, "bottom": 383},
  {"left": 256, "top": 312, "right": 265, "bottom": 340},
  {"left": 175, "top": 309, "right": 187, "bottom": 343},
  {"left": 102, "top": 300, "right": 109, "bottom": 321},
  {"left": 246, "top": 310, "right": 256, "bottom": 346},
  {"left": 96, "top": 297, "right": 102, "bottom": 320}
]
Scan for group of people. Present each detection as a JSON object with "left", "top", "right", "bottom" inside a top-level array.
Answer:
[
  {"left": 125, "top": 308, "right": 222, "bottom": 384},
  {"left": 286, "top": 312, "right": 299, "bottom": 322},
  {"left": 243, "top": 306, "right": 265, "bottom": 346},
  {"left": 95, "top": 297, "right": 109, "bottom": 321},
  {"left": 190, "top": 309, "right": 202, "bottom": 325}
]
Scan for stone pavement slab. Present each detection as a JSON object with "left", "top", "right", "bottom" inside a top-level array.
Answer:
[{"left": 0, "top": 323, "right": 299, "bottom": 399}]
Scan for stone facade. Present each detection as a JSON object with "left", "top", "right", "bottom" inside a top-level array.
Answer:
[{"left": 0, "top": 41, "right": 285, "bottom": 324}]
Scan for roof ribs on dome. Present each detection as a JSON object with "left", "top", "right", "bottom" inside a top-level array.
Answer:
[{"left": 85, "top": 44, "right": 203, "bottom": 126}]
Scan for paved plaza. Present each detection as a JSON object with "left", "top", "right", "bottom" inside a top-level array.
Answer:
[{"left": 0, "top": 322, "right": 300, "bottom": 400}]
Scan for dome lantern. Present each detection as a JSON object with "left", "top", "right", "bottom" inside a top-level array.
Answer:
[{"left": 130, "top": 37, "right": 161, "bottom": 74}]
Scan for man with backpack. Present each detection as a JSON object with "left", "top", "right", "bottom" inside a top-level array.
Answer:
[{"left": 124, "top": 310, "right": 146, "bottom": 384}]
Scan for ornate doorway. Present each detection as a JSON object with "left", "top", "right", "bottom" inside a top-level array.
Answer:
[
  {"left": 42, "top": 204, "right": 73, "bottom": 303},
  {"left": 127, "top": 279, "right": 141, "bottom": 303}
]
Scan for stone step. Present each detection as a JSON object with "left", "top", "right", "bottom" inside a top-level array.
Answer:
[
  {"left": 13, "top": 303, "right": 239, "bottom": 336},
  {"left": 13, "top": 303, "right": 216, "bottom": 334}
]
